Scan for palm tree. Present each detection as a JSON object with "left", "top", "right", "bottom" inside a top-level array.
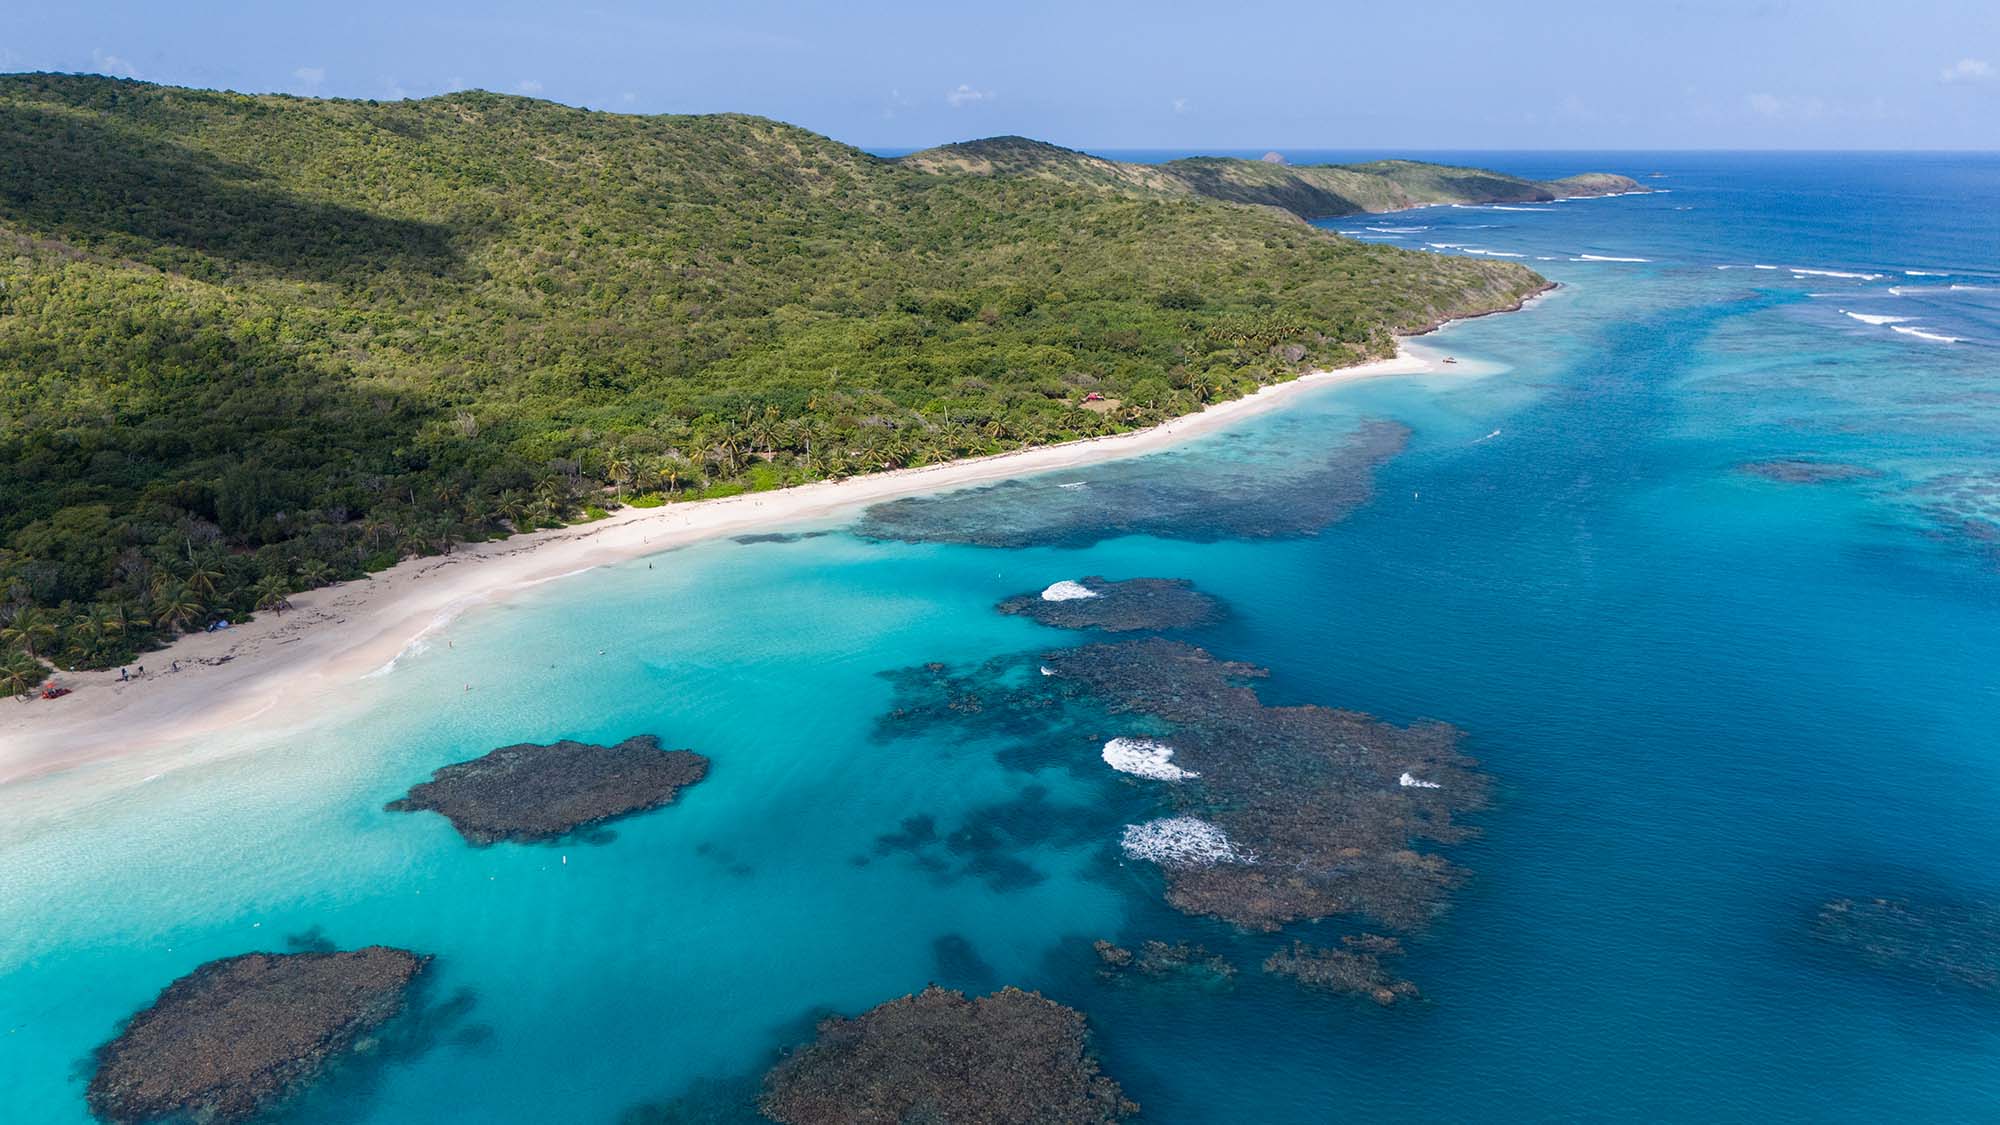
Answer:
[
  {"left": 495, "top": 490, "right": 529, "bottom": 529},
  {"left": 297, "top": 559, "right": 333, "bottom": 589},
  {"left": 607, "top": 455, "right": 636, "bottom": 500},
  {"left": 153, "top": 584, "right": 205, "bottom": 634},
  {"left": 1, "top": 652, "right": 44, "bottom": 700},
  {"left": 0, "top": 607, "right": 58, "bottom": 660},
  {"left": 184, "top": 560, "right": 225, "bottom": 600},
  {"left": 254, "top": 576, "right": 293, "bottom": 614}
]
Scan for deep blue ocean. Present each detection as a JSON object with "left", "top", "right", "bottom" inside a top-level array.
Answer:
[{"left": 4, "top": 153, "right": 1999, "bottom": 1122}]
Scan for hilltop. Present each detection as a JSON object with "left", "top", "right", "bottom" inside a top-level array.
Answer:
[
  {"left": 899, "top": 137, "right": 1643, "bottom": 220},
  {"left": 0, "top": 75, "right": 1600, "bottom": 678}
]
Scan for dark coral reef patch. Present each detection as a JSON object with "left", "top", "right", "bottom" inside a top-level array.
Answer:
[
  {"left": 387, "top": 734, "right": 708, "bottom": 845},
  {"left": 998, "top": 576, "right": 1225, "bottom": 633},
  {"left": 759, "top": 985, "right": 1136, "bottom": 1124},
  {"left": 1813, "top": 895, "right": 2000, "bottom": 994},
  {"left": 1737, "top": 459, "right": 1881, "bottom": 484},
  {"left": 87, "top": 947, "right": 428, "bottom": 1125},
  {"left": 1092, "top": 938, "right": 1237, "bottom": 987},
  {"left": 853, "top": 419, "right": 1409, "bottom": 549},
  {"left": 878, "top": 638, "right": 1485, "bottom": 932},
  {"left": 1263, "top": 933, "right": 1420, "bottom": 1005}
]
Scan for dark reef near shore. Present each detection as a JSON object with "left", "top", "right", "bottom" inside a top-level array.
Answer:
[
  {"left": 759, "top": 985, "right": 1136, "bottom": 1124},
  {"left": 387, "top": 735, "right": 708, "bottom": 845},
  {"left": 852, "top": 418, "right": 1410, "bottom": 549},
  {"left": 998, "top": 576, "right": 1225, "bottom": 633},
  {"left": 87, "top": 947, "right": 429, "bottom": 1125}
]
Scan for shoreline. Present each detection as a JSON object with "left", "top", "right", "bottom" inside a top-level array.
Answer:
[{"left": 0, "top": 332, "right": 1506, "bottom": 789}]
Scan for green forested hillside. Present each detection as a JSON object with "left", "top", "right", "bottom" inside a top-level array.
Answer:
[
  {"left": 898, "top": 138, "right": 1644, "bottom": 219},
  {"left": 0, "top": 74, "right": 1557, "bottom": 680}
]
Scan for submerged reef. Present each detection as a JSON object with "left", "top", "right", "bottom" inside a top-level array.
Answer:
[
  {"left": 880, "top": 638, "right": 1485, "bottom": 931},
  {"left": 1813, "top": 896, "right": 2000, "bottom": 994},
  {"left": 1263, "top": 934, "right": 1419, "bottom": 1005},
  {"left": 759, "top": 985, "right": 1136, "bottom": 1124},
  {"left": 1910, "top": 469, "right": 2000, "bottom": 552},
  {"left": 1093, "top": 939, "right": 1237, "bottom": 987},
  {"left": 1737, "top": 459, "right": 1881, "bottom": 484},
  {"left": 386, "top": 735, "right": 708, "bottom": 845},
  {"left": 998, "top": 576, "right": 1225, "bottom": 633},
  {"left": 853, "top": 419, "right": 1409, "bottom": 548},
  {"left": 87, "top": 947, "right": 429, "bottom": 1125}
]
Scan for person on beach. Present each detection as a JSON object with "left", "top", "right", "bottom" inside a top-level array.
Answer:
[{"left": 119, "top": 668, "right": 128, "bottom": 681}]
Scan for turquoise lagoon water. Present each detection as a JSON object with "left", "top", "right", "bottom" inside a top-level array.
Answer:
[{"left": 4, "top": 154, "right": 2000, "bottom": 1121}]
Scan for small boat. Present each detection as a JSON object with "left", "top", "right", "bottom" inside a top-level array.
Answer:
[{"left": 38, "top": 685, "right": 72, "bottom": 701}]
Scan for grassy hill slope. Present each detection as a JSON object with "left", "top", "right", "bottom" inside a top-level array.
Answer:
[
  {"left": 0, "top": 75, "right": 1555, "bottom": 676},
  {"left": 900, "top": 138, "right": 1643, "bottom": 219}
]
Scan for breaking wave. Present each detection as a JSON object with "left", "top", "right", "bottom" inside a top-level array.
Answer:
[
  {"left": 1102, "top": 738, "right": 1199, "bottom": 781},
  {"left": 1842, "top": 310, "right": 1913, "bottom": 326},
  {"left": 1572, "top": 254, "right": 1651, "bottom": 263},
  {"left": 1041, "top": 580, "right": 1099, "bottom": 602},
  {"left": 1120, "top": 817, "right": 1252, "bottom": 867},
  {"left": 1892, "top": 325, "right": 1961, "bottom": 343}
]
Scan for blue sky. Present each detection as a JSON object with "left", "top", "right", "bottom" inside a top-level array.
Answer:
[{"left": 3, "top": 1, "right": 1995, "bottom": 149}]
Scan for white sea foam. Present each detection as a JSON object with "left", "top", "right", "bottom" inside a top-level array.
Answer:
[
  {"left": 1040, "top": 665, "right": 1056, "bottom": 677},
  {"left": 1368, "top": 225, "right": 1428, "bottom": 233},
  {"left": 1057, "top": 481, "right": 1087, "bottom": 489},
  {"left": 1119, "top": 817, "right": 1251, "bottom": 867},
  {"left": 1572, "top": 254, "right": 1652, "bottom": 263},
  {"left": 1907, "top": 270, "right": 1948, "bottom": 277},
  {"left": 1790, "top": 267, "right": 1884, "bottom": 281},
  {"left": 1399, "top": 772, "right": 1443, "bottom": 789},
  {"left": 1842, "top": 310, "right": 1912, "bottom": 326},
  {"left": 1461, "top": 248, "right": 1526, "bottom": 258},
  {"left": 1754, "top": 264, "right": 1780, "bottom": 270},
  {"left": 1536, "top": 256, "right": 1558, "bottom": 260},
  {"left": 1489, "top": 205, "right": 1552, "bottom": 212},
  {"left": 1951, "top": 284, "right": 1993, "bottom": 292},
  {"left": 1041, "top": 580, "right": 1099, "bottom": 602},
  {"left": 1102, "top": 738, "right": 1199, "bottom": 781},
  {"left": 1426, "top": 242, "right": 1465, "bottom": 249},
  {"left": 1892, "top": 325, "right": 1961, "bottom": 343}
]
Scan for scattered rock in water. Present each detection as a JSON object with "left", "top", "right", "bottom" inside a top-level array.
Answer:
[
  {"left": 386, "top": 735, "right": 708, "bottom": 845},
  {"left": 87, "top": 947, "right": 429, "bottom": 1125},
  {"left": 1813, "top": 896, "right": 2000, "bottom": 993},
  {"left": 759, "top": 986, "right": 1136, "bottom": 1124},
  {"left": 1093, "top": 939, "right": 1237, "bottom": 986},
  {"left": 1738, "top": 459, "right": 1881, "bottom": 484},
  {"left": 854, "top": 418, "right": 1409, "bottom": 548},
  {"left": 1263, "top": 934, "right": 1419, "bottom": 1005},
  {"left": 998, "top": 576, "right": 1225, "bottom": 633}
]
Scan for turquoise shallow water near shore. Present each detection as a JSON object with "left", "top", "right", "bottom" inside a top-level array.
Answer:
[{"left": 4, "top": 154, "right": 2000, "bottom": 1122}]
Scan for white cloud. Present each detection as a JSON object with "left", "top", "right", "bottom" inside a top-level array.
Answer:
[
  {"left": 444, "top": 76, "right": 467, "bottom": 93},
  {"left": 1171, "top": 97, "right": 1189, "bottom": 114},
  {"left": 945, "top": 83, "right": 991, "bottom": 108},
  {"left": 91, "top": 49, "right": 139, "bottom": 79},
  {"left": 1940, "top": 58, "right": 1994, "bottom": 84},
  {"left": 293, "top": 66, "right": 325, "bottom": 87},
  {"left": 1746, "top": 92, "right": 1783, "bottom": 117},
  {"left": 621, "top": 91, "right": 637, "bottom": 104},
  {"left": 517, "top": 78, "right": 544, "bottom": 95}
]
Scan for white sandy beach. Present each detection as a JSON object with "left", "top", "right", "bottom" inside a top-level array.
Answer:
[{"left": 0, "top": 341, "right": 1480, "bottom": 787}]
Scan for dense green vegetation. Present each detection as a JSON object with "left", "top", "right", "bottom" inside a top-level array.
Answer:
[
  {"left": 0, "top": 74, "right": 1574, "bottom": 683},
  {"left": 899, "top": 136, "right": 1643, "bottom": 220}
]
